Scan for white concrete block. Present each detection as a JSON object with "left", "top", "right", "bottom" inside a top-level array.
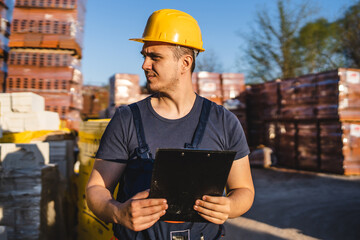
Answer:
[
  {"left": 0, "top": 113, "right": 24, "bottom": 133},
  {"left": 11, "top": 92, "right": 45, "bottom": 113},
  {"left": 0, "top": 93, "right": 12, "bottom": 115},
  {"left": 24, "top": 111, "right": 60, "bottom": 131},
  {"left": 1, "top": 111, "right": 60, "bottom": 132}
]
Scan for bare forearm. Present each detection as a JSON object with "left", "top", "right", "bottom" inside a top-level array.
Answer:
[
  {"left": 86, "top": 185, "right": 121, "bottom": 224},
  {"left": 227, "top": 187, "right": 254, "bottom": 218}
]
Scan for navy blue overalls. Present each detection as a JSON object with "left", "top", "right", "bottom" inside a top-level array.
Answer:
[{"left": 113, "top": 98, "right": 225, "bottom": 240}]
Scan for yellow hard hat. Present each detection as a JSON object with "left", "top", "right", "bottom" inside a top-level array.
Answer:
[{"left": 130, "top": 9, "right": 205, "bottom": 52}]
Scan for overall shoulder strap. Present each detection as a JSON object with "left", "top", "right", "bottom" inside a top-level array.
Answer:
[
  {"left": 129, "top": 103, "right": 152, "bottom": 159},
  {"left": 185, "top": 98, "right": 212, "bottom": 149}
]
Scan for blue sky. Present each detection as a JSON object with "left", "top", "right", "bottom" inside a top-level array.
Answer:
[{"left": 82, "top": 0, "right": 356, "bottom": 86}]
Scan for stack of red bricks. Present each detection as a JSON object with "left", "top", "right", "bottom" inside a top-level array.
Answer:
[
  {"left": 81, "top": 85, "right": 109, "bottom": 119},
  {"left": 245, "top": 68, "right": 360, "bottom": 175},
  {"left": 0, "top": 0, "right": 13, "bottom": 92},
  {"left": 192, "top": 71, "right": 245, "bottom": 105},
  {"left": 5, "top": 0, "right": 86, "bottom": 131},
  {"left": 109, "top": 73, "right": 142, "bottom": 106},
  {"left": 9, "top": 0, "right": 84, "bottom": 57}
]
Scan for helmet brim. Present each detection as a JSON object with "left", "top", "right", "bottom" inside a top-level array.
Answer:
[{"left": 129, "top": 37, "right": 205, "bottom": 52}]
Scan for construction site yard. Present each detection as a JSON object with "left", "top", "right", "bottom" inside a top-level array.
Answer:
[{"left": 223, "top": 167, "right": 360, "bottom": 240}]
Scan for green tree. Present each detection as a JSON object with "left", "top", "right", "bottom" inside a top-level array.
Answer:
[
  {"left": 295, "top": 18, "right": 343, "bottom": 74},
  {"left": 242, "top": 0, "right": 314, "bottom": 83},
  {"left": 338, "top": 1, "right": 360, "bottom": 68}
]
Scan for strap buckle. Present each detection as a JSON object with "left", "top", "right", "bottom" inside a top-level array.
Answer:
[
  {"left": 136, "top": 145, "right": 152, "bottom": 159},
  {"left": 184, "top": 143, "right": 194, "bottom": 149}
]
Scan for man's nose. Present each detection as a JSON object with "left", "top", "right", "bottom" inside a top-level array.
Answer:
[{"left": 142, "top": 57, "right": 152, "bottom": 71}]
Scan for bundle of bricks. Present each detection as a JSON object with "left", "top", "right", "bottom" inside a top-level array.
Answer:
[
  {"left": 81, "top": 85, "right": 109, "bottom": 119},
  {"left": 245, "top": 68, "right": 360, "bottom": 175},
  {"left": 0, "top": 0, "right": 13, "bottom": 92},
  {"left": 192, "top": 72, "right": 246, "bottom": 105},
  {"left": 4, "top": 0, "right": 86, "bottom": 131}
]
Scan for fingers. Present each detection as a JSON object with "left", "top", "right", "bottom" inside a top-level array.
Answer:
[
  {"left": 128, "top": 208, "right": 166, "bottom": 232},
  {"left": 119, "top": 190, "right": 168, "bottom": 231},
  {"left": 130, "top": 200, "right": 168, "bottom": 218},
  {"left": 193, "top": 195, "right": 230, "bottom": 224},
  {"left": 131, "top": 190, "right": 167, "bottom": 208},
  {"left": 131, "top": 190, "right": 150, "bottom": 200},
  {"left": 197, "top": 212, "right": 225, "bottom": 224}
]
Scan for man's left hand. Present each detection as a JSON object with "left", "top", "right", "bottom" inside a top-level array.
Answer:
[{"left": 193, "top": 195, "right": 230, "bottom": 224}]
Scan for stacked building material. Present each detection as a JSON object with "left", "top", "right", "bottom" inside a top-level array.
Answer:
[
  {"left": 221, "top": 73, "right": 245, "bottom": 102},
  {"left": 277, "top": 121, "right": 296, "bottom": 168},
  {"left": 280, "top": 74, "right": 318, "bottom": 120},
  {"left": 262, "top": 80, "right": 281, "bottom": 120},
  {"left": 77, "top": 119, "right": 116, "bottom": 240},
  {"left": 0, "top": 142, "right": 66, "bottom": 240},
  {"left": 243, "top": 83, "right": 265, "bottom": 148},
  {"left": 191, "top": 72, "right": 246, "bottom": 105},
  {"left": 246, "top": 68, "right": 360, "bottom": 175},
  {"left": 81, "top": 85, "right": 109, "bottom": 119},
  {"left": 0, "top": 0, "right": 14, "bottom": 92},
  {"left": 109, "top": 73, "right": 141, "bottom": 106},
  {"left": 194, "top": 71, "right": 222, "bottom": 104},
  {"left": 5, "top": 0, "right": 86, "bottom": 131},
  {"left": 0, "top": 92, "right": 60, "bottom": 133},
  {"left": 316, "top": 69, "right": 360, "bottom": 120},
  {"left": 9, "top": 0, "right": 85, "bottom": 57},
  {"left": 297, "top": 122, "right": 318, "bottom": 171}
]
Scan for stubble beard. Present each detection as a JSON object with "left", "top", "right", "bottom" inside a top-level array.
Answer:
[{"left": 146, "top": 67, "right": 180, "bottom": 94}]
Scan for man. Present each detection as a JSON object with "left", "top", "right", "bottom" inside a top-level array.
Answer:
[{"left": 86, "top": 9, "right": 254, "bottom": 240}]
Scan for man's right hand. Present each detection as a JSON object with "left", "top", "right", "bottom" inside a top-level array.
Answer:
[{"left": 116, "top": 190, "right": 168, "bottom": 232}]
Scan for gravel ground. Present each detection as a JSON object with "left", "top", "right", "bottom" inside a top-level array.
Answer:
[{"left": 223, "top": 168, "right": 360, "bottom": 240}]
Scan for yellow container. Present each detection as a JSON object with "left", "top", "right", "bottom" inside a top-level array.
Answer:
[{"left": 76, "top": 119, "right": 118, "bottom": 240}]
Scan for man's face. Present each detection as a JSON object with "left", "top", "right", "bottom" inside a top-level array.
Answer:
[{"left": 141, "top": 42, "right": 181, "bottom": 93}]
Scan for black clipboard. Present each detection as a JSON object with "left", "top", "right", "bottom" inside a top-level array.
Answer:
[{"left": 149, "top": 148, "right": 236, "bottom": 222}]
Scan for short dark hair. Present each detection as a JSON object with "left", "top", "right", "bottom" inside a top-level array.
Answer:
[{"left": 170, "top": 45, "right": 198, "bottom": 73}]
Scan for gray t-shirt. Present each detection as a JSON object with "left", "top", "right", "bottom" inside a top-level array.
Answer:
[
  {"left": 96, "top": 94, "right": 249, "bottom": 162},
  {"left": 95, "top": 94, "right": 250, "bottom": 239}
]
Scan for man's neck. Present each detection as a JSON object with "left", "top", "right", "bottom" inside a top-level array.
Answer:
[{"left": 150, "top": 90, "right": 197, "bottom": 120}]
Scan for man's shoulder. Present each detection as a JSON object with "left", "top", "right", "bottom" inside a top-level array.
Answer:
[
  {"left": 115, "top": 96, "right": 151, "bottom": 116},
  {"left": 205, "top": 98, "right": 232, "bottom": 116},
  {"left": 131, "top": 95, "right": 151, "bottom": 110}
]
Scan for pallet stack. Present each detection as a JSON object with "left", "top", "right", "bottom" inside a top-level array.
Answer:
[
  {"left": 0, "top": 143, "right": 66, "bottom": 240},
  {"left": 81, "top": 85, "right": 109, "bottom": 119},
  {"left": 192, "top": 71, "right": 246, "bottom": 105},
  {"left": 243, "top": 83, "right": 266, "bottom": 148},
  {"left": 245, "top": 68, "right": 360, "bottom": 175},
  {"left": 221, "top": 73, "right": 245, "bottom": 102},
  {"left": 5, "top": 0, "right": 86, "bottom": 131},
  {"left": 194, "top": 71, "right": 222, "bottom": 104},
  {"left": 109, "top": 73, "right": 141, "bottom": 106},
  {"left": 0, "top": 0, "right": 13, "bottom": 92}
]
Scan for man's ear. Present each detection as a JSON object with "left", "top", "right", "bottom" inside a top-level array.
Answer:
[{"left": 181, "top": 55, "right": 193, "bottom": 73}]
